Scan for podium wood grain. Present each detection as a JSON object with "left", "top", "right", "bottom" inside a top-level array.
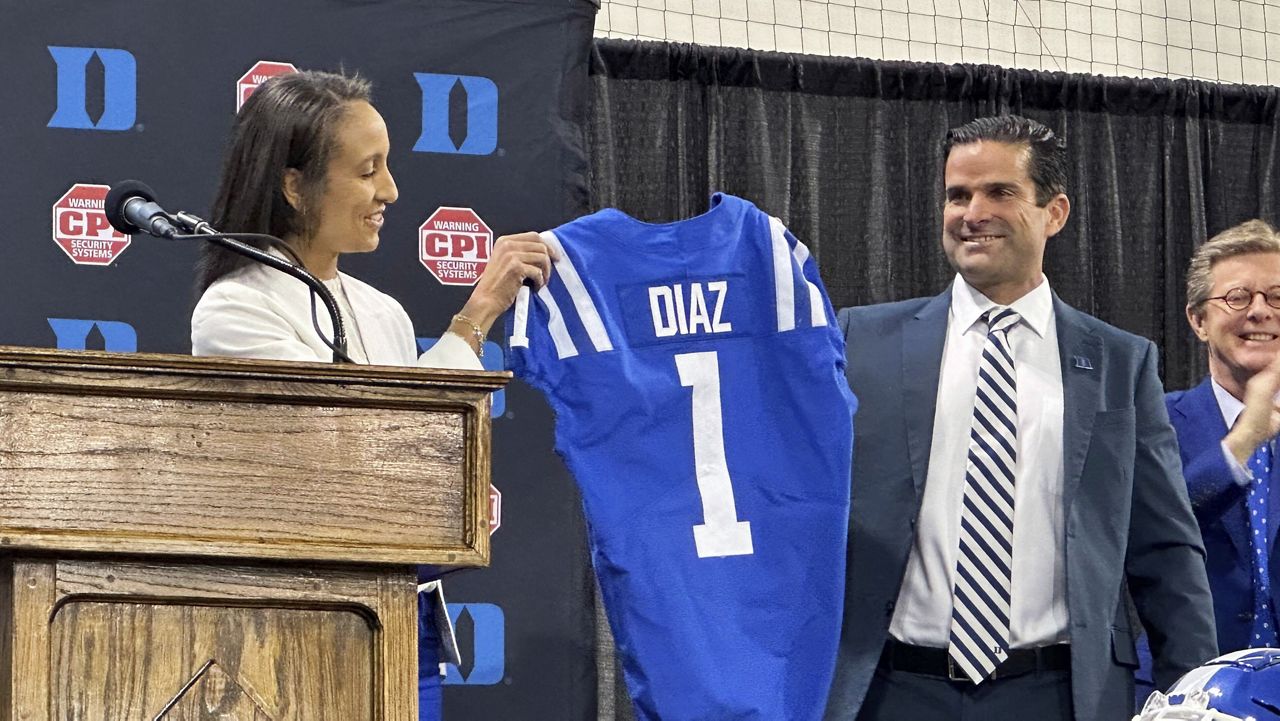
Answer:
[{"left": 0, "top": 348, "right": 505, "bottom": 720}]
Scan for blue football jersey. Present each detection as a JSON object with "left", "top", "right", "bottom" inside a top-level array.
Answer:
[{"left": 508, "top": 193, "right": 856, "bottom": 721}]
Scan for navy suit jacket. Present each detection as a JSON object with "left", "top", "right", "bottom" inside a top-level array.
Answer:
[
  {"left": 1167, "top": 378, "right": 1280, "bottom": 650},
  {"left": 823, "top": 290, "right": 1217, "bottom": 721}
]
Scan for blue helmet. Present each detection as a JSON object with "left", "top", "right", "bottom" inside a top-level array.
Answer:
[{"left": 1135, "top": 649, "right": 1280, "bottom": 721}]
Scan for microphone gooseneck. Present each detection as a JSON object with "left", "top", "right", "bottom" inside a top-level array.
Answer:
[
  {"left": 105, "top": 180, "right": 351, "bottom": 363},
  {"left": 174, "top": 220, "right": 351, "bottom": 363}
]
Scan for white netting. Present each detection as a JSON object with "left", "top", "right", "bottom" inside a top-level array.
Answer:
[{"left": 595, "top": 0, "right": 1280, "bottom": 85}]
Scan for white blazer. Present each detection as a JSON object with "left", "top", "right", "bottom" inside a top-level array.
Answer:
[{"left": 191, "top": 258, "right": 481, "bottom": 370}]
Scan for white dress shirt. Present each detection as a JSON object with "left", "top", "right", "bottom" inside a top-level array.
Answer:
[
  {"left": 1211, "top": 379, "right": 1260, "bottom": 486},
  {"left": 889, "top": 275, "right": 1069, "bottom": 648}
]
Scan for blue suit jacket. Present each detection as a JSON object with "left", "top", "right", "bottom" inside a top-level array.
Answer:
[
  {"left": 823, "top": 290, "right": 1217, "bottom": 721},
  {"left": 1167, "top": 378, "right": 1280, "bottom": 650}
]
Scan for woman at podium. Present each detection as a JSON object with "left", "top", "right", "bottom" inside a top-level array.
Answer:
[{"left": 189, "top": 69, "right": 553, "bottom": 719}]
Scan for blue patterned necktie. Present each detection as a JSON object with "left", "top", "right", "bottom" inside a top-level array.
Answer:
[
  {"left": 949, "top": 307, "right": 1020, "bottom": 683},
  {"left": 1248, "top": 440, "right": 1278, "bottom": 647}
]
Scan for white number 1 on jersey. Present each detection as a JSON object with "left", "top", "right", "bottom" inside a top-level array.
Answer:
[{"left": 675, "top": 351, "right": 755, "bottom": 558}]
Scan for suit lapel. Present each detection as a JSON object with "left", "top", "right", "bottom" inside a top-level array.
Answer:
[
  {"left": 1172, "top": 380, "right": 1251, "bottom": 557},
  {"left": 1170, "top": 378, "right": 1227, "bottom": 439},
  {"left": 1056, "top": 299, "right": 1101, "bottom": 519},
  {"left": 902, "top": 292, "right": 950, "bottom": 498}
]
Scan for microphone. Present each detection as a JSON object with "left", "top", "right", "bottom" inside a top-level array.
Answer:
[{"left": 105, "top": 180, "right": 180, "bottom": 239}]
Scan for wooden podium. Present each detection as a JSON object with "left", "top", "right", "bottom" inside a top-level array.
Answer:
[{"left": 0, "top": 347, "right": 506, "bottom": 720}]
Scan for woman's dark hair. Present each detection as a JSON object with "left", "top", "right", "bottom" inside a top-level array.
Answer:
[{"left": 195, "top": 70, "right": 372, "bottom": 294}]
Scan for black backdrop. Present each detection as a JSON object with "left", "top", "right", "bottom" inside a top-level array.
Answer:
[
  {"left": 0, "top": 2, "right": 600, "bottom": 719},
  {"left": 588, "top": 39, "right": 1280, "bottom": 394}
]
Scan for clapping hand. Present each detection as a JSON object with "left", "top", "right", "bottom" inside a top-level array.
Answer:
[{"left": 1225, "top": 354, "right": 1280, "bottom": 464}]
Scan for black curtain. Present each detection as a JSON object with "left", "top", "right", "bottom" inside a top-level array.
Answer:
[{"left": 588, "top": 39, "right": 1280, "bottom": 392}]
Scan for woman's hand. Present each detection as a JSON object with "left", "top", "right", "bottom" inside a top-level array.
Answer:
[{"left": 456, "top": 232, "right": 557, "bottom": 333}]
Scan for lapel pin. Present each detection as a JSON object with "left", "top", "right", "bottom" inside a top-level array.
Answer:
[{"left": 1072, "top": 356, "right": 1093, "bottom": 370}]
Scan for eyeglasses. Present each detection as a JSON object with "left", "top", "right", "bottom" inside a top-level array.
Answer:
[{"left": 1204, "top": 286, "right": 1280, "bottom": 311}]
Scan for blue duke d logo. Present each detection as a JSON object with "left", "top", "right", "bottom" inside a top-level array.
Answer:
[
  {"left": 413, "top": 73, "right": 498, "bottom": 155},
  {"left": 47, "top": 46, "right": 137, "bottom": 131},
  {"left": 47, "top": 319, "right": 137, "bottom": 352},
  {"left": 443, "top": 603, "right": 505, "bottom": 685},
  {"left": 416, "top": 338, "right": 505, "bottom": 417}
]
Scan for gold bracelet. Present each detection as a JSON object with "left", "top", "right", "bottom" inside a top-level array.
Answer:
[{"left": 452, "top": 313, "right": 485, "bottom": 358}]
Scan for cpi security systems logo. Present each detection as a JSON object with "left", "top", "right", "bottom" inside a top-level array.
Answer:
[
  {"left": 413, "top": 73, "right": 498, "bottom": 155},
  {"left": 419, "top": 207, "right": 492, "bottom": 286},
  {"left": 236, "top": 60, "right": 298, "bottom": 111},
  {"left": 52, "top": 184, "right": 130, "bottom": 266},
  {"left": 47, "top": 46, "right": 137, "bottom": 131}
]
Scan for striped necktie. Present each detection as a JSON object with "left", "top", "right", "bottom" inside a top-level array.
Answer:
[{"left": 949, "top": 306, "right": 1020, "bottom": 683}]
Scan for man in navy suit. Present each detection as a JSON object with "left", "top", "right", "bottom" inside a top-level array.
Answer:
[
  {"left": 823, "top": 115, "right": 1217, "bottom": 721},
  {"left": 1154, "top": 220, "right": 1280, "bottom": 666}
]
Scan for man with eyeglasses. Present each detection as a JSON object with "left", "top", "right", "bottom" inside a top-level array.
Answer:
[{"left": 1137, "top": 219, "right": 1280, "bottom": 702}]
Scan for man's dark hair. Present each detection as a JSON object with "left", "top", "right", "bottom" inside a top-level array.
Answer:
[
  {"left": 195, "top": 70, "right": 373, "bottom": 294},
  {"left": 944, "top": 115, "right": 1068, "bottom": 206}
]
